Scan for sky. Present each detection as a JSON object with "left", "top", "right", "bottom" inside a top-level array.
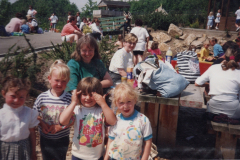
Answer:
[{"left": 8, "top": 0, "right": 101, "bottom": 11}]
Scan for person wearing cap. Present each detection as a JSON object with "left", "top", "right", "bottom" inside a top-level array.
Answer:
[
  {"left": 27, "top": 15, "right": 38, "bottom": 33},
  {"left": 90, "top": 18, "right": 102, "bottom": 40},
  {"left": 5, "top": 13, "right": 23, "bottom": 33},
  {"left": 27, "top": 5, "right": 37, "bottom": 18}
]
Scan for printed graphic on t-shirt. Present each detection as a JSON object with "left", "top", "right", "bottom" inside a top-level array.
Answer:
[
  {"left": 77, "top": 113, "right": 103, "bottom": 148},
  {"left": 41, "top": 105, "right": 65, "bottom": 125}
]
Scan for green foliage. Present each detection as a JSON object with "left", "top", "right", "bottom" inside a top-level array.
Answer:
[
  {"left": 81, "top": 0, "right": 98, "bottom": 18},
  {"left": 190, "top": 19, "right": 200, "bottom": 28},
  {"left": 175, "top": 35, "right": 179, "bottom": 39},
  {"left": 0, "top": 0, "right": 11, "bottom": 25}
]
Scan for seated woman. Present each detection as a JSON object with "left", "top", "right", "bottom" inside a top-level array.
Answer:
[
  {"left": 61, "top": 16, "right": 82, "bottom": 43},
  {"left": 5, "top": 13, "right": 23, "bottom": 34},
  {"left": 195, "top": 47, "right": 240, "bottom": 119},
  {"left": 26, "top": 15, "right": 38, "bottom": 33},
  {"left": 109, "top": 33, "right": 138, "bottom": 84},
  {"left": 90, "top": 18, "right": 102, "bottom": 40},
  {"left": 66, "top": 35, "right": 113, "bottom": 92}
]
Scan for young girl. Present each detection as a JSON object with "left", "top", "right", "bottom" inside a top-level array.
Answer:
[
  {"left": 104, "top": 83, "right": 152, "bottom": 160},
  {"left": 0, "top": 76, "right": 39, "bottom": 160},
  {"left": 147, "top": 41, "right": 161, "bottom": 55},
  {"left": 59, "top": 77, "right": 117, "bottom": 160},
  {"left": 207, "top": 12, "right": 215, "bottom": 29},
  {"left": 215, "top": 9, "right": 221, "bottom": 29},
  {"left": 33, "top": 60, "right": 75, "bottom": 160},
  {"left": 114, "top": 34, "right": 123, "bottom": 50},
  {"left": 198, "top": 42, "right": 210, "bottom": 61}
]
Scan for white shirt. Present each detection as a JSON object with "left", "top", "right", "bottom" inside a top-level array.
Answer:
[
  {"left": 235, "top": 9, "right": 240, "bottom": 19},
  {"left": 109, "top": 47, "right": 133, "bottom": 74},
  {"left": 30, "top": 19, "right": 38, "bottom": 27},
  {"left": 195, "top": 64, "right": 240, "bottom": 101},
  {"left": 72, "top": 105, "right": 105, "bottom": 159},
  {"left": 79, "top": 22, "right": 86, "bottom": 30},
  {"left": 50, "top": 15, "right": 58, "bottom": 23},
  {"left": 130, "top": 27, "right": 149, "bottom": 51},
  {"left": 216, "top": 13, "right": 221, "bottom": 21},
  {"left": 90, "top": 23, "right": 101, "bottom": 33},
  {"left": 0, "top": 104, "right": 39, "bottom": 142},
  {"left": 27, "top": 9, "right": 37, "bottom": 18},
  {"left": 77, "top": 16, "right": 81, "bottom": 25}
]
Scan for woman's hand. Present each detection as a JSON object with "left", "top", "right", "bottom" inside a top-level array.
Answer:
[{"left": 92, "top": 92, "right": 107, "bottom": 107}]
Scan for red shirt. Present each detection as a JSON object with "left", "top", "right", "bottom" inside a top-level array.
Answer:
[
  {"left": 147, "top": 48, "right": 161, "bottom": 55},
  {"left": 61, "top": 23, "right": 80, "bottom": 36}
]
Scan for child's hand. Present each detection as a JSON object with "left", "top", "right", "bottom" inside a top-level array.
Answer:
[
  {"left": 40, "top": 121, "right": 51, "bottom": 134},
  {"left": 49, "top": 124, "right": 62, "bottom": 134},
  {"left": 71, "top": 90, "right": 81, "bottom": 105},
  {"left": 92, "top": 92, "right": 107, "bottom": 107}
]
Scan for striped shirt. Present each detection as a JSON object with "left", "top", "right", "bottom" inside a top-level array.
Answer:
[{"left": 33, "top": 90, "right": 72, "bottom": 139}]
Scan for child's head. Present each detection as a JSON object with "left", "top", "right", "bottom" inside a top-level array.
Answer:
[
  {"left": 71, "top": 35, "right": 100, "bottom": 63},
  {"left": 68, "top": 12, "right": 71, "bottom": 16},
  {"left": 77, "top": 77, "right": 103, "bottom": 107},
  {"left": 123, "top": 33, "right": 138, "bottom": 52},
  {"left": 203, "top": 42, "right": 210, "bottom": 49},
  {"left": 151, "top": 41, "right": 159, "bottom": 50},
  {"left": 118, "top": 34, "right": 123, "bottom": 41},
  {"left": 21, "top": 19, "right": 26, "bottom": 24},
  {"left": 1, "top": 76, "right": 31, "bottom": 108},
  {"left": 188, "top": 45, "right": 196, "bottom": 51},
  {"left": 76, "top": 12, "right": 80, "bottom": 16},
  {"left": 209, "top": 37, "right": 217, "bottom": 46},
  {"left": 82, "top": 17, "right": 87, "bottom": 23},
  {"left": 218, "top": 9, "right": 221, "bottom": 13},
  {"left": 209, "top": 12, "right": 213, "bottom": 16},
  {"left": 112, "top": 83, "right": 138, "bottom": 117},
  {"left": 47, "top": 60, "right": 70, "bottom": 93}
]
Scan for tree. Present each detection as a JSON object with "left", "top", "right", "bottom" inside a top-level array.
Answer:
[
  {"left": 0, "top": 0, "right": 11, "bottom": 25},
  {"left": 81, "top": 0, "right": 98, "bottom": 18}
]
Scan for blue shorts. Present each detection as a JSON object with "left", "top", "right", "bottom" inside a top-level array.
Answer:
[
  {"left": 51, "top": 23, "right": 56, "bottom": 29},
  {"left": 236, "top": 19, "right": 240, "bottom": 24}
]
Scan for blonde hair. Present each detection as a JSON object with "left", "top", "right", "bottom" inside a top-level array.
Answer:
[
  {"left": 209, "top": 12, "right": 213, "bottom": 16},
  {"left": 203, "top": 41, "right": 210, "bottom": 45},
  {"left": 124, "top": 33, "right": 138, "bottom": 43},
  {"left": 112, "top": 83, "right": 138, "bottom": 108},
  {"left": 47, "top": 60, "right": 70, "bottom": 88}
]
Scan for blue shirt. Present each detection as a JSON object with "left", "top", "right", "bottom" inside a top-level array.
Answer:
[
  {"left": 213, "top": 44, "right": 224, "bottom": 57},
  {"left": 21, "top": 24, "right": 30, "bottom": 34}
]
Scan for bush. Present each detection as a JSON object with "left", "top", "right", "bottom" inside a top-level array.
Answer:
[{"left": 190, "top": 19, "right": 200, "bottom": 28}]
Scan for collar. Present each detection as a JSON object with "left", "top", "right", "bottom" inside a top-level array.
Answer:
[
  {"left": 3, "top": 103, "right": 24, "bottom": 113},
  {"left": 120, "top": 110, "right": 138, "bottom": 120},
  {"left": 48, "top": 89, "right": 66, "bottom": 99}
]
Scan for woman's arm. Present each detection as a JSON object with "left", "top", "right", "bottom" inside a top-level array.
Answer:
[
  {"left": 101, "top": 72, "right": 113, "bottom": 88},
  {"left": 141, "top": 139, "right": 152, "bottom": 160},
  {"left": 29, "top": 128, "right": 37, "bottom": 160}
]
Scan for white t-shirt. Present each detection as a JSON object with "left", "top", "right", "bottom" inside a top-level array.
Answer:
[
  {"left": 72, "top": 105, "right": 105, "bottom": 159},
  {"left": 27, "top": 9, "right": 37, "bottom": 18},
  {"left": 77, "top": 16, "right": 81, "bottom": 25},
  {"left": 235, "top": 9, "right": 240, "bottom": 19},
  {"left": 50, "top": 15, "right": 58, "bottom": 23},
  {"left": 0, "top": 104, "right": 39, "bottom": 142},
  {"left": 30, "top": 19, "right": 38, "bottom": 27},
  {"left": 130, "top": 27, "right": 149, "bottom": 51},
  {"left": 90, "top": 23, "right": 101, "bottom": 33},
  {"left": 109, "top": 47, "right": 133, "bottom": 74},
  {"left": 216, "top": 13, "right": 221, "bottom": 22},
  {"left": 108, "top": 110, "right": 152, "bottom": 159},
  {"left": 79, "top": 22, "right": 86, "bottom": 30},
  {"left": 195, "top": 64, "right": 240, "bottom": 101}
]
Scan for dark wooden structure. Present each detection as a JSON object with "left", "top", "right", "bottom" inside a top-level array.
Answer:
[{"left": 207, "top": 0, "right": 240, "bottom": 31}]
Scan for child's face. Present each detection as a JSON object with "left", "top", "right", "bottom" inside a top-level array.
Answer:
[
  {"left": 209, "top": 40, "right": 215, "bottom": 46},
  {"left": 2, "top": 88, "right": 28, "bottom": 109},
  {"left": 204, "top": 44, "right": 209, "bottom": 49},
  {"left": 80, "top": 45, "right": 95, "bottom": 63},
  {"left": 124, "top": 41, "right": 136, "bottom": 53},
  {"left": 48, "top": 70, "right": 69, "bottom": 95},
  {"left": 80, "top": 92, "right": 96, "bottom": 107},
  {"left": 116, "top": 97, "right": 136, "bottom": 117}
]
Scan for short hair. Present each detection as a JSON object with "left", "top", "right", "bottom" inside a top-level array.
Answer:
[
  {"left": 1, "top": 76, "right": 31, "bottom": 94},
  {"left": 77, "top": 77, "right": 103, "bottom": 105},
  {"left": 188, "top": 45, "right": 196, "bottom": 51},
  {"left": 151, "top": 41, "right": 159, "bottom": 50},
  {"left": 29, "top": 5, "right": 33, "bottom": 8},
  {"left": 82, "top": 17, "right": 87, "bottom": 21},
  {"left": 210, "top": 37, "right": 217, "bottom": 43},
  {"left": 92, "top": 17, "right": 100, "bottom": 23},
  {"left": 47, "top": 60, "right": 70, "bottom": 88},
  {"left": 203, "top": 41, "right": 210, "bottom": 45},
  {"left": 135, "top": 19, "right": 143, "bottom": 26},
  {"left": 69, "top": 16, "right": 76, "bottom": 22},
  {"left": 76, "top": 12, "right": 80, "bottom": 15},
  {"left": 112, "top": 83, "right": 138, "bottom": 107},
  {"left": 68, "top": 12, "right": 71, "bottom": 15},
  {"left": 15, "top": 13, "right": 23, "bottom": 18},
  {"left": 124, "top": 33, "right": 138, "bottom": 43},
  {"left": 71, "top": 35, "right": 101, "bottom": 62},
  {"left": 118, "top": 34, "right": 123, "bottom": 41}
]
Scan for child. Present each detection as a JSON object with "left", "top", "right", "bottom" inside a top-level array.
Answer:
[
  {"left": 114, "top": 34, "right": 123, "bottom": 50},
  {"left": 33, "top": 60, "right": 75, "bottom": 160},
  {"left": 215, "top": 9, "right": 221, "bottom": 29},
  {"left": 76, "top": 12, "right": 81, "bottom": 28},
  {"left": 59, "top": 77, "right": 117, "bottom": 160},
  {"left": 104, "top": 83, "right": 152, "bottom": 160},
  {"left": 20, "top": 19, "right": 30, "bottom": 34},
  {"left": 208, "top": 37, "right": 224, "bottom": 61},
  {"left": 198, "top": 42, "right": 210, "bottom": 61},
  {"left": 49, "top": 12, "right": 58, "bottom": 32},
  {"left": 147, "top": 41, "right": 161, "bottom": 55},
  {"left": 207, "top": 12, "right": 214, "bottom": 29},
  {"left": 0, "top": 76, "right": 39, "bottom": 160},
  {"left": 87, "top": 18, "right": 92, "bottom": 26}
]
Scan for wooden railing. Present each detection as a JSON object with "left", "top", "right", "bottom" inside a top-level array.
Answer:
[{"left": 93, "top": 10, "right": 123, "bottom": 17}]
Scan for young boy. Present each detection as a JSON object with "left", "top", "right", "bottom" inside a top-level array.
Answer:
[
  {"left": 208, "top": 37, "right": 224, "bottom": 61},
  {"left": 198, "top": 42, "right": 210, "bottom": 61},
  {"left": 20, "top": 19, "right": 30, "bottom": 34}
]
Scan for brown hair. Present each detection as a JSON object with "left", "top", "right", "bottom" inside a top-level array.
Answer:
[
  {"left": 15, "top": 13, "right": 23, "bottom": 19},
  {"left": 1, "top": 76, "right": 31, "bottom": 94},
  {"left": 151, "top": 41, "right": 159, "bottom": 50},
  {"left": 221, "top": 48, "right": 240, "bottom": 71},
  {"left": 69, "top": 16, "right": 76, "bottom": 22},
  {"left": 76, "top": 12, "right": 80, "bottom": 15},
  {"left": 188, "top": 45, "right": 196, "bottom": 51},
  {"left": 210, "top": 37, "right": 218, "bottom": 43},
  {"left": 92, "top": 17, "right": 100, "bottom": 23},
  {"left": 68, "top": 12, "right": 71, "bottom": 15},
  {"left": 71, "top": 35, "right": 101, "bottom": 61},
  {"left": 118, "top": 34, "right": 123, "bottom": 41},
  {"left": 124, "top": 33, "right": 138, "bottom": 43}
]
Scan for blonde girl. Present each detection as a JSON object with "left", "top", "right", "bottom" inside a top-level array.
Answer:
[
  {"left": 0, "top": 76, "right": 39, "bottom": 160},
  {"left": 59, "top": 77, "right": 117, "bottom": 160},
  {"left": 114, "top": 34, "right": 123, "bottom": 50},
  {"left": 207, "top": 12, "right": 215, "bottom": 29},
  {"left": 105, "top": 83, "right": 152, "bottom": 160},
  {"left": 147, "top": 41, "right": 161, "bottom": 55},
  {"left": 33, "top": 60, "right": 75, "bottom": 160}
]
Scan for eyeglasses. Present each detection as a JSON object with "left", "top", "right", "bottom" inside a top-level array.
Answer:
[{"left": 127, "top": 42, "right": 136, "bottom": 45}]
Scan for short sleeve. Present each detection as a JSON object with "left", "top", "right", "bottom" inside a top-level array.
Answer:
[
  {"left": 67, "top": 59, "right": 80, "bottom": 92},
  {"left": 142, "top": 116, "right": 153, "bottom": 141},
  {"left": 145, "top": 29, "right": 149, "bottom": 38},
  {"left": 33, "top": 96, "right": 41, "bottom": 115},
  {"left": 29, "top": 109, "right": 39, "bottom": 128},
  {"left": 108, "top": 124, "right": 117, "bottom": 140},
  {"left": 113, "top": 51, "right": 125, "bottom": 69}
]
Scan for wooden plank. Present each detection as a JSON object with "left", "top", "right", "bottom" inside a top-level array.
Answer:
[
  {"left": 211, "top": 121, "right": 229, "bottom": 132},
  {"left": 139, "top": 93, "right": 156, "bottom": 103},
  {"left": 158, "top": 104, "right": 179, "bottom": 147},
  {"left": 228, "top": 124, "right": 240, "bottom": 136},
  {"left": 180, "top": 84, "right": 203, "bottom": 108},
  {"left": 155, "top": 96, "right": 179, "bottom": 106}
]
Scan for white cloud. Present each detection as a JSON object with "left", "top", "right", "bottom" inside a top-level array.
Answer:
[{"left": 68, "top": 0, "right": 101, "bottom": 11}]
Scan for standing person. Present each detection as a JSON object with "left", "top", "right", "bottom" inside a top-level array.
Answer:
[
  {"left": 5, "top": 13, "right": 23, "bottom": 33},
  {"left": 76, "top": 12, "right": 81, "bottom": 28},
  {"left": 215, "top": 9, "right": 221, "bottom": 29},
  {"left": 130, "top": 19, "right": 149, "bottom": 65},
  {"left": 207, "top": 12, "right": 215, "bottom": 29},
  {"left": 67, "top": 12, "right": 71, "bottom": 23},
  {"left": 118, "top": 15, "right": 131, "bottom": 32},
  {"left": 109, "top": 33, "right": 138, "bottom": 84},
  {"left": 104, "top": 83, "right": 152, "bottom": 160},
  {"left": 59, "top": 77, "right": 117, "bottom": 160},
  {"left": 49, "top": 12, "right": 58, "bottom": 32},
  {"left": 90, "top": 18, "right": 103, "bottom": 40},
  {"left": 61, "top": 16, "right": 82, "bottom": 43},
  {"left": 33, "top": 60, "right": 75, "bottom": 160},
  {"left": 27, "top": 5, "right": 37, "bottom": 18},
  {"left": 0, "top": 76, "right": 39, "bottom": 160},
  {"left": 235, "top": 6, "right": 240, "bottom": 32}
]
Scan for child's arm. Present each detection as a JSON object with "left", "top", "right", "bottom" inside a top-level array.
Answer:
[
  {"left": 92, "top": 92, "right": 117, "bottom": 126},
  {"left": 29, "top": 128, "right": 37, "bottom": 160},
  {"left": 141, "top": 139, "right": 152, "bottom": 160},
  {"left": 104, "top": 138, "right": 113, "bottom": 160},
  {"left": 59, "top": 90, "right": 81, "bottom": 126}
]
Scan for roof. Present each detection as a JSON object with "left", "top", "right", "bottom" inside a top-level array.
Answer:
[{"left": 98, "top": 0, "right": 130, "bottom": 8}]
